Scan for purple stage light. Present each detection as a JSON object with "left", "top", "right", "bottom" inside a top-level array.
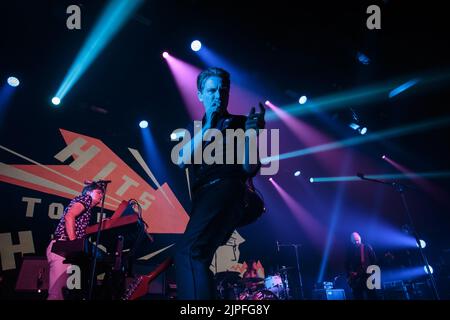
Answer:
[
  {"left": 384, "top": 155, "right": 449, "bottom": 204},
  {"left": 270, "top": 178, "right": 325, "bottom": 246},
  {"left": 266, "top": 101, "right": 346, "bottom": 173},
  {"left": 164, "top": 53, "right": 264, "bottom": 120}
]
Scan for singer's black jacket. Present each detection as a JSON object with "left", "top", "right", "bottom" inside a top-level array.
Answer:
[{"left": 183, "top": 112, "right": 258, "bottom": 194}]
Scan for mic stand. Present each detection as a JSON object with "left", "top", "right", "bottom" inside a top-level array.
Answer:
[
  {"left": 357, "top": 174, "right": 440, "bottom": 300},
  {"left": 87, "top": 183, "right": 109, "bottom": 300},
  {"left": 278, "top": 242, "right": 305, "bottom": 300}
]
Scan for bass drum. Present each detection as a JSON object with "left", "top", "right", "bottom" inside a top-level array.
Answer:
[
  {"left": 264, "top": 275, "right": 283, "bottom": 296},
  {"left": 250, "top": 289, "right": 279, "bottom": 300}
]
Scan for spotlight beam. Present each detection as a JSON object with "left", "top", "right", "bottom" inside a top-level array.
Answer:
[
  {"left": 383, "top": 155, "right": 450, "bottom": 206},
  {"left": 265, "top": 70, "right": 450, "bottom": 121},
  {"left": 55, "top": 0, "right": 144, "bottom": 101},
  {"left": 128, "top": 148, "right": 173, "bottom": 208},
  {"left": 0, "top": 85, "right": 15, "bottom": 112},
  {"left": 309, "top": 171, "right": 450, "bottom": 183},
  {"left": 389, "top": 79, "right": 420, "bottom": 98},
  {"left": 317, "top": 153, "right": 351, "bottom": 284},
  {"left": 163, "top": 54, "right": 203, "bottom": 120},
  {"left": 265, "top": 100, "right": 345, "bottom": 172},
  {"left": 266, "top": 82, "right": 394, "bottom": 121},
  {"left": 263, "top": 116, "right": 450, "bottom": 163},
  {"left": 270, "top": 178, "right": 326, "bottom": 247}
]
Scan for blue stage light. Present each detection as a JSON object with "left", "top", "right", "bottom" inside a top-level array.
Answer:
[
  {"left": 191, "top": 40, "right": 202, "bottom": 52},
  {"left": 424, "top": 265, "right": 433, "bottom": 274},
  {"left": 299, "top": 96, "right": 307, "bottom": 104},
  {"left": 7, "top": 76, "right": 20, "bottom": 87},
  {"left": 357, "top": 52, "right": 370, "bottom": 65},
  {"left": 51, "top": 97, "right": 61, "bottom": 106},
  {"left": 417, "top": 239, "right": 426, "bottom": 249}
]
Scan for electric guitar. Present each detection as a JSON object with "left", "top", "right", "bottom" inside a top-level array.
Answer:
[
  {"left": 347, "top": 266, "right": 368, "bottom": 290},
  {"left": 121, "top": 257, "right": 173, "bottom": 300}
]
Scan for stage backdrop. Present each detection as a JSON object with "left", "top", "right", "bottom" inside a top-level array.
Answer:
[{"left": 0, "top": 127, "right": 257, "bottom": 294}]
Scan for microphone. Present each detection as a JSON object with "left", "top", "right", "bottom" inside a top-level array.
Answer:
[
  {"left": 210, "top": 111, "right": 219, "bottom": 129},
  {"left": 36, "top": 268, "right": 44, "bottom": 291},
  {"left": 356, "top": 173, "right": 365, "bottom": 179},
  {"left": 276, "top": 240, "right": 280, "bottom": 252}
]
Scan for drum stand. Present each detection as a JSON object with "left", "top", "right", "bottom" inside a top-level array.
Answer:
[
  {"left": 277, "top": 242, "right": 305, "bottom": 300},
  {"left": 278, "top": 268, "right": 291, "bottom": 300}
]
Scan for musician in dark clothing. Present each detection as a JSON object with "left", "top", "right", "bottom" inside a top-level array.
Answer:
[
  {"left": 345, "top": 232, "right": 378, "bottom": 300},
  {"left": 173, "top": 67, "right": 266, "bottom": 299},
  {"left": 46, "top": 181, "right": 105, "bottom": 300}
]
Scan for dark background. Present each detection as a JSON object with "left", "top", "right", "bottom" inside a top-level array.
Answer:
[{"left": 1, "top": 0, "right": 449, "bottom": 299}]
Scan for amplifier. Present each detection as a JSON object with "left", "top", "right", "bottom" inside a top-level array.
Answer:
[
  {"left": 15, "top": 256, "right": 49, "bottom": 292},
  {"left": 312, "top": 289, "right": 346, "bottom": 300},
  {"left": 383, "top": 281, "right": 410, "bottom": 300}
]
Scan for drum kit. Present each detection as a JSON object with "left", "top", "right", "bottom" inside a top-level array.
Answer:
[{"left": 215, "top": 266, "right": 293, "bottom": 300}]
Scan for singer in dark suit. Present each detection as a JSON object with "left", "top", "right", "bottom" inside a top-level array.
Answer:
[
  {"left": 174, "top": 67, "right": 266, "bottom": 299},
  {"left": 46, "top": 181, "right": 105, "bottom": 300}
]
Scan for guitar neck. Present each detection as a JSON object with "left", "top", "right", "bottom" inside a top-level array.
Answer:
[{"left": 123, "top": 257, "right": 173, "bottom": 300}]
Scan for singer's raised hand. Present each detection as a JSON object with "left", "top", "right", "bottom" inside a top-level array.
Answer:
[{"left": 245, "top": 102, "right": 266, "bottom": 133}]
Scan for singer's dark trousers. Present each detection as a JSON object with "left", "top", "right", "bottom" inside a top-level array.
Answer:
[{"left": 175, "top": 177, "right": 245, "bottom": 300}]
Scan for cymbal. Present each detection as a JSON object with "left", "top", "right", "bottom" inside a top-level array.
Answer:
[
  {"left": 214, "top": 271, "right": 241, "bottom": 282},
  {"left": 242, "top": 277, "right": 264, "bottom": 283},
  {"left": 278, "top": 266, "right": 293, "bottom": 272}
]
